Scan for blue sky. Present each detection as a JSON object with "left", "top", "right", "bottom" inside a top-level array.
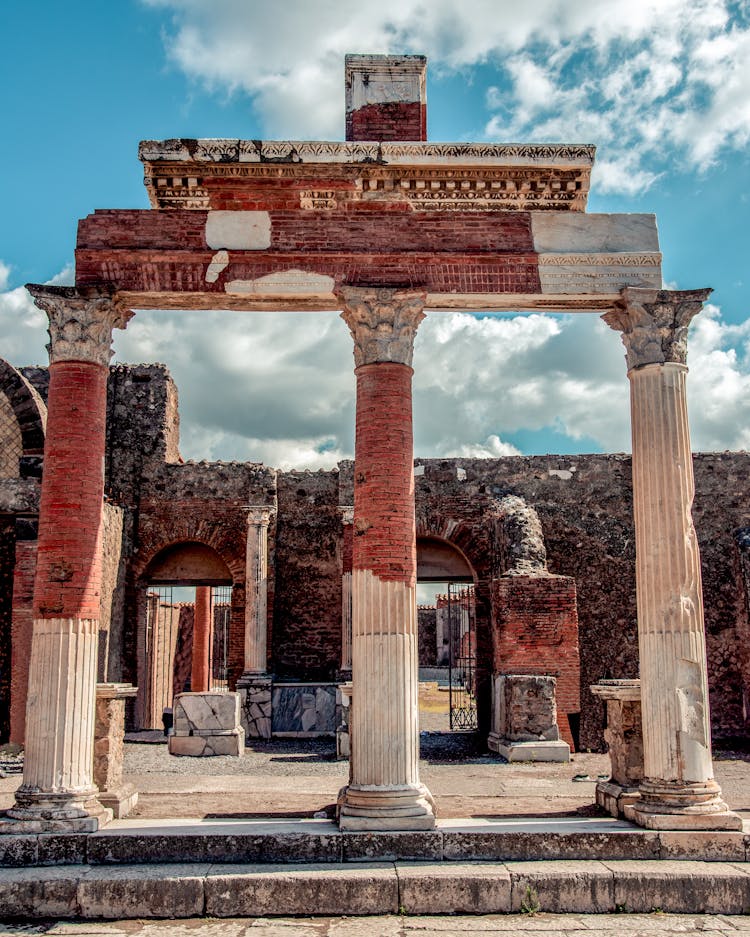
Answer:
[{"left": 1, "top": 0, "right": 749, "bottom": 466}]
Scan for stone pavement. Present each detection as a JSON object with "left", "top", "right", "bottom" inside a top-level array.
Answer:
[{"left": 3, "top": 915, "right": 750, "bottom": 935}]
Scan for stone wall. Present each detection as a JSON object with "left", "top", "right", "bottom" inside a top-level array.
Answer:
[
  {"left": 272, "top": 471, "right": 342, "bottom": 679},
  {"left": 418, "top": 606, "right": 437, "bottom": 666},
  {"left": 99, "top": 501, "right": 126, "bottom": 682},
  {"left": 0, "top": 520, "right": 15, "bottom": 742}
]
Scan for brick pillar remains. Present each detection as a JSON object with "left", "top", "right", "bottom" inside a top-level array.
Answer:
[
  {"left": 2, "top": 286, "right": 132, "bottom": 833},
  {"left": 237, "top": 506, "right": 272, "bottom": 740},
  {"left": 9, "top": 525, "right": 37, "bottom": 745},
  {"left": 340, "top": 506, "right": 354, "bottom": 673},
  {"left": 345, "top": 54, "right": 427, "bottom": 142},
  {"left": 338, "top": 286, "right": 436, "bottom": 831},
  {"left": 191, "top": 586, "right": 212, "bottom": 693},
  {"left": 604, "top": 288, "right": 741, "bottom": 830}
]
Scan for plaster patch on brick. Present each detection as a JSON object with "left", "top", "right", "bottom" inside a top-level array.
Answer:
[
  {"left": 205, "top": 250, "right": 229, "bottom": 283},
  {"left": 205, "top": 211, "right": 271, "bottom": 250},
  {"left": 414, "top": 464, "right": 425, "bottom": 477},
  {"left": 456, "top": 467, "right": 467, "bottom": 481},
  {"left": 225, "top": 269, "right": 335, "bottom": 296}
]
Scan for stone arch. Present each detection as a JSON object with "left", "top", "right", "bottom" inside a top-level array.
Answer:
[
  {"left": 132, "top": 532, "right": 245, "bottom": 585},
  {"left": 0, "top": 358, "right": 47, "bottom": 478},
  {"left": 143, "top": 540, "right": 234, "bottom": 586}
]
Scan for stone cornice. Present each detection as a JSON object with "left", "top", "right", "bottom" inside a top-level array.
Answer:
[
  {"left": 338, "top": 287, "right": 426, "bottom": 367},
  {"left": 603, "top": 287, "right": 712, "bottom": 371},
  {"left": 26, "top": 285, "right": 133, "bottom": 367}
]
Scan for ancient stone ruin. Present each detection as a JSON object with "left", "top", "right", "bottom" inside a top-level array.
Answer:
[{"left": 0, "top": 54, "right": 749, "bottom": 835}]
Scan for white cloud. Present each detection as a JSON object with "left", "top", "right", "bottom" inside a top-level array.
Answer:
[
  {"left": 0, "top": 261, "right": 10, "bottom": 292},
  {"left": 141, "top": 0, "right": 749, "bottom": 193}
]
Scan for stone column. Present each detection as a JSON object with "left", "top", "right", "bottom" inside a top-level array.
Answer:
[
  {"left": 603, "top": 287, "right": 741, "bottom": 830},
  {"left": 340, "top": 506, "right": 354, "bottom": 673},
  {"left": 238, "top": 506, "right": 273, "bottom": 739},
  {"left": 2, "top": 286, "right": 132, "bottom": 833},
  {"left": 191, "top": 586, "right": 212, "bottom": 693},
  {"left": 337, "top": 286, "right": 436, "bottom": 831}
]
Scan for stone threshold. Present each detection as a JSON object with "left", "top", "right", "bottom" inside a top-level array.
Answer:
[
  {"left": 1, "top": 816, "right": 749, "bottom": 867},
  {"left": 3, "top": 859, "right": 750, "bottom": 919}
]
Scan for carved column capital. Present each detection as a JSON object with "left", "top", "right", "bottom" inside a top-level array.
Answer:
[
  {"left": 603, "top": 288, "right": 711, "bottom": 371},
  {"left": 245, "top": 505, "right": 273, "bottom": 527},
  {"left": 27, "top": 286, "right": 133, "bottom": 368},
  {"left": 338, "top": 287, "right": 426, "bottom": 367}
]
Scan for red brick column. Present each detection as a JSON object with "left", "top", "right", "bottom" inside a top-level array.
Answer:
[
  {"left": 192, "top": 586, "right": 212, "bottom": 693},
  {"left": 3, "top": 286, "right": 132, "bottom": 834},
  {"left": 338, "top": 286, "right": 435, "bottom": 831}
]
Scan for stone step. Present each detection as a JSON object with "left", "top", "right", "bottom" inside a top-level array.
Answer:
[
  {"left": 1, "top": 818, "right": 748, "bottom": 867},
  {"left": 2, "top": 859, "right": 750, "bottom": 919}
]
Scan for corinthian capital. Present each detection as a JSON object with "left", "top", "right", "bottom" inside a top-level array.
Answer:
[
  {"left": 338, "top": 286, "right": 426, "bottom": 367},
  {"left": 245, "top": 505, "right": 273, "bottom": 527},
  {"left": 603, "top": 287, "right": 711, "bottom": 371},
  {"left": 27, "top": 286, "right": 134, "bottom": 367}
]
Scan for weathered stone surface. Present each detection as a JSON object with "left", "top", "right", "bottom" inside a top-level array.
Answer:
[
  {"left": 0, "top": 866, "right": 79, "bottom": 918},
  {"left": 204, "top": 862, "right": 398, "bottom": 917},
  {"left": 508, "top": 860, "right": 615, "bottom": 913},
  {"left": 342, "top": 831, "right": 443, "bottom": 862},
  {"left": 168, "top": 729, "right": 244, "bottom": 757},
  {"left": 609, "top": 859, "right": 750, "bottom": 913},
  {"left": 397, "top": 861, "right": 511, "bottom": 914},
  {"left": 77, "top": 863, "right": 208, "bottom": 919},
  {"left": 658, "top": 830, "right": 746, "bottom": 861},
  {"left": 0, "top": 833, "right": 38, "bottom": 867},
  {"left": 442, "top": 830, "right": 660, "bottom": 862},
  {"left": 173, "top": 691, "right": 240, "bottom": 734}
]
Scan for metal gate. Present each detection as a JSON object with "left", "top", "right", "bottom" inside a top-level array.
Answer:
[
  {"left": 447, "top": 582, "right": 477, "bottom": 730},
  {"left": 209, "top": 585, "right": 231, "bottom": 691}
]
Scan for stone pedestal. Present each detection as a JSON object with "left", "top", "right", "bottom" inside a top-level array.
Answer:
[
  {"left": 168, "top": 692, "right": 244, "bottom": 757},
  {"left": 604, "top": 289, "right": 741, "bottom": 831},
  {"left": 488, "top": 674, "right": 570, "bottom": 762},
  {"left": 337, "top": 287, "right": 436, "bottom": 831},
  {"left": 94, "top": 683, "right": 138, "bottom": 819},
  {"left": 590, "top": 679, "right": 643, "bottom": 818},
  {"left": 336, "top": 681, "right": 353, "bottom": 761},
  {"left": 238, "top": 675, "right": 272, "bottom": 739}
]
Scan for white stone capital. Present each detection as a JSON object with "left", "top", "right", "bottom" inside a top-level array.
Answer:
[
  {"left": 27, "top": 286, "right": 134, "bottom": 368},
  {"left": 245, "top": 505, "right": 273, "bottom": 528},
  {"left": 603, "top": 287, "right": 711, "bottom": 371},
  {"left": 338, "top": 287, "right": 426, "bottom": 367}
]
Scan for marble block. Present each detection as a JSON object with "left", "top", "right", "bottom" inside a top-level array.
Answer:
[{"left": 168, "top": 692, "right": 244, "bottom": 758}]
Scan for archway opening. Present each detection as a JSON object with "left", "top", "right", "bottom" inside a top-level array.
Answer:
[
  {"left": 137, "top": 542, "right": 233, "bottom": 730},
  {"left": 416, "top": 536, "right": 477, "bottom": 735}
]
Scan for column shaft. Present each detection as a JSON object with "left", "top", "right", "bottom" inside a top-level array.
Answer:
[
  {"left": 338, "top": 286, "right": 435, "bottom": 831},
  {"left": 340, "top": 511, "right": 353, "bottom": 672},
  {"left": 604, "top": 287, "right": 740, "bottom": 830},
  {"left": 191, "top": 586, "right": 212, "bottom": 693},
  {"left": 243, "top": 509, "right": 270, "bottom": 675}
]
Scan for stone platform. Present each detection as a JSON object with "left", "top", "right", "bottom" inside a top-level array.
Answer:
[{"left": 2, "top": 817, "right": 749, "bottom": 919}]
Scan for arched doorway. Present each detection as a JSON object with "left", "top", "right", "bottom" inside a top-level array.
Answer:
[
  {"left": 136, "top": 541, "right": 233, "bottom": 730},
  {"left": 416, "top": 536, "right": 477, "bottom": 733}
]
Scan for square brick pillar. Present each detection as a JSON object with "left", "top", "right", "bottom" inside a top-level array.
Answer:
[
  {"left": 1, "top": 286, "right": 132, "bottom": 835},
  {"left": 345, "top": 54, "right": 427, "bottom": 142}
]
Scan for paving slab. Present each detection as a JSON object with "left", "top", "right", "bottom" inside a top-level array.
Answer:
[
  {"left": 204, "top": 862, "right": 398, "bottom": 917},
  {"left": 396, "top": 861, "right": 511, "bottom": 914},
  {"left": 507, "top": 860, "right": 615, "bottom": 914},
  {"left": 607, "top": 859, "right": 750, "bottom": 914}
]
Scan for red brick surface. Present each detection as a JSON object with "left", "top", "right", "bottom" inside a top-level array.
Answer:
[
  {"left": 491, "top": 575, "right": 581, "bottom": 748},
  {"left": 9, "top": 539, "right": 36, "bottom": 744},
  {"left": 34, "top": 361, "right": 107, "bottom": 620},
  {"left": 347, "top": 102, "right": 426, "bottom": 141},
  {"left": 354, "top": 363, "right": 416, "bottom": 585}
]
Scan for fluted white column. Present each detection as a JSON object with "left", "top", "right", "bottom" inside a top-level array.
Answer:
[
  {"left": 604, "top": 288, "right": 741, "bottom": 830},
  {"left": 242, "top": 506, "right": 271, "bottom": 676}
]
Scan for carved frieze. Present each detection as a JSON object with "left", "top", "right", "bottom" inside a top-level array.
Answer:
[
  {"left": 26, "top": 286, "right": 134, "bottom": 367},
  {"left": 338, "top": 287, "right": 426, "bottom": 367},
  {"left": 603, "top": 287, "right": 712, "bottom": 370}
]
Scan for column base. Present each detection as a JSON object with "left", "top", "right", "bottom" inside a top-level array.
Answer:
[
  {"left": 1, "top": 788, "right": 112, "bottom": 834},
  {"left": 237, "top": 674, "right": 272, "bottom": 739},
  {"left": 595, "top": 780, "right": 641, "bottom": 819},
  {"left": 625, "top": 779, "right": 743, "bottom": 831},
  {"left": 338, "top": 783, "right": 437, "bottom": 831},
  {"left": 97, "top": 784, "right": 139, "bottom": 820}
]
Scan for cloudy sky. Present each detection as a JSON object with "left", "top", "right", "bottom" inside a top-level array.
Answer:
[{"left": 1, "top": 0, "right": 749, "bottom": 467}]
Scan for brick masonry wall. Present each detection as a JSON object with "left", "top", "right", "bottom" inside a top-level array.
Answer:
[
  {"left": 347, "top": 102, "right": 426, "bottom": 141},
  {"left": 8, "top": 531, "right": 36, "bottom": 745},
  {"left": 0, "top": 520, "right": 15, "bottom": 743}
]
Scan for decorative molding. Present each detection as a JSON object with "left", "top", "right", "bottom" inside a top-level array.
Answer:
[
  {"left": 300, "top": 190, "right": 338, "bottom": 210},
  {"left": 539, "top": 253, "right": 662, "bottom": 267},
  {"left": 26, "top": 286, "right": 133, "bottom": 367},
  {"left": 245, "top": 505, "right": 273, "bottom": 527},
  {"left": 338, "top": 287, "right": 426, "bottom": 367},
  {"left": 140, "top": 139, "right": 596, "bottom": 166},
  {"left": 603, "top": 287, "right": 712, "bottom": 370}
]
